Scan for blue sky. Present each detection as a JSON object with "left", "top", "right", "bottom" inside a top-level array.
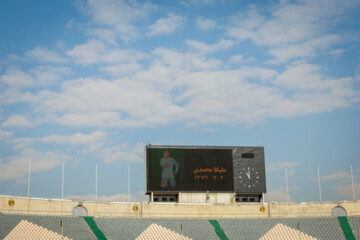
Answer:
[{"left": 0, "top": 0, "right": 359, "bottom": 203}]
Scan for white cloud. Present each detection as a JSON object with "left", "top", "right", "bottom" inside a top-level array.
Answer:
[
  {"left": 328, "top": 49, "right": 345, "bottom": 57},
  {"left": 25, "top": 46, "right": 66, "bottom": 63},
  {"left": 101, "top": 143, "right": 144, "bottom": 163},
  {"left": 34, "top": 76, "right": 181, "bottom": 128},
  {"left": 2, "top": 115, "right": 34, "bottom": 128},
  {"left": 274, "top": 63, "right": 356, "bottom": 98},
  {"left": 0, "top": 148, "right": 68, "bottom": 182},
  {"left": 102, "top": 49, "right": 148, "bottom": 64},
  {"left": 196, "top": 16, "right": 217, "bottom": 30},
  {"left": 85, "top": 0, "right": 155, "bottom": 41},
  {"left": 186, "top": 39, "right": 235, "bottom": 54},
  {"left": 175, "top": 68, "right": 280, "bottom": 125},
  {"left": 225, "top": 0, "right": 356, "bottom": 64},
  {"left": 322, "top": 169, "right": 360, "bottom": 200},
  {"left": 0, "top": 66, "right": 35, "bottom": 89},
  {"left": 151, "top": 47, "right": 223, "bottom": 71},
  {"left": 147, "top": 13, "right": 186, "bottom": 36},
  {"left": 0, "top": 129, "right": 13, "bottom": 140},
  {"left": 226, "top": 5, "right": 265, "bottom": 42},
  {"left": 333, "top": 183, "right": 360, "bottom": 199},
  {"left": 267, "top": 45, "right": 315, "bottom": 65},
  {"left": 26, "top": 49, "right": 357, "bottom": 128},
  {"left": 227, "top": 1, "right": 348, "bottom": 46},
  {"left": 131, "top": 143, "right": 145, "bottom": 157},
  {"left": 3, "top": 54, "right": 26, "bottom": 63},
  {"left": 12, "top": 138, "right": 34, "bottom": 150},
  {"left": 65, "top": 18, "right": 75, "bottom": 30},
  {"left": 54, "top": 112, "right": 123, "bottom": 128},
  {"left": 180, "top": 0, "right": 217, "bottom": 7},
  {"left": 0, "top": 90, "right": 35, "bottom": 105},
  {"left": 67, "top": 40, "right": 106, "bottom": 65},
  {"left": 31, "top": 66, "right": 71, "bottom": 86},
  {"left": 40, "top": 131, "right": 107, "bottom": 152},
  {"left": 228, "top": 55, "right": 244, "bottom": 63},
  {"left": 267, "top": 62, "right": 359, "bottom": 118},
  {"left": 267, "top": 35, "right": 342, "bottom": 64},
  {"left": 274, "top": 63, "right": 324, "bottom": 90},
  {"left": 2, "top": 43, "right": 355, "bottom": 130},
  {"left": 267, "top": 162, "right": 300, "bottom": 171},
  {"left": 67, "top": 40, "right": 148, "bottom": 65},
  {"left": 100, "top": 62, "right": 142, "bottom": 76},
  {"left": 228, "top": 54, "right": 255, "bottom": 64},
  {"left": 87, "top": 28, "right": 118, "bottom": 45},
  {"left": 322, "top": 170, "right": 351, "bottom": 181}
]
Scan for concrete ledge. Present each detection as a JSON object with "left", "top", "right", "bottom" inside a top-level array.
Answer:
[{"left": 1, "top": 195, "right": 359, "bottom": 218}]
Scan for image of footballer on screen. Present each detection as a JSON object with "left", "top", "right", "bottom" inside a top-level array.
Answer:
[
  {"left": 160, "top": 150, "right": 179, "bottom": 189},
  {"left": 147, "top": 148, "right": 184, "bottom": 192}
]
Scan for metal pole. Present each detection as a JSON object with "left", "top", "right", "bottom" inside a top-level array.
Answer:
[
  {"left": 351, "top": 164, "right": 355, "bottom": 200},
  {"left": 128, "top": 165, "right": 130, "bottom": 202},
  {"left": 61, "top": 219, "right": 63, "bottom": 240},
  {"left": 181, "top": 223, "right": 183, "bottom": 240},
  {"left": 28, "top": 160, "right": 31, "bottom": 198},
  {"left": 317, "top": 165, "right": 322, "bottom": 202},
  {"left": 62, "top": 161, "right": 64, "bottom": 200},
  {"left": 96, "top": 163, "right": 98, "bottom": 201},
  {"left": 285, "top": 167, "right": 289, "bottom": 203}
]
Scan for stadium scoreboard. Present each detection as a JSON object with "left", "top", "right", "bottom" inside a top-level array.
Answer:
[{"left": 145, "top": 145, "right": 266, "bottom": 198}]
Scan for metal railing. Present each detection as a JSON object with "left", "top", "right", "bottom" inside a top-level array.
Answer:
[
  {"left": 1, "top": 209, "right": 360, "bottom": 218},
  {"left": 93, "top": 211, "right": 337, "bottom": 219},
  {"left": 0, "top": 209, "right": 73, "bottom": 216},
  {"left": 269, "top": 212, "right": 331, "bottom": 218}
]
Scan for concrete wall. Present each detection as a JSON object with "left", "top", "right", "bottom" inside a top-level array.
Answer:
[
  {"left": 1, "top": 195, "right": 359, "bottom": 219},
  {"left": 269, "top": 201, "right": 360, "bottom": 217},
  {"left": 0, "top": 196, "right": 141, "bottom": 217},
  {"left": 178, "top": 192, "right": 235, "bottom": 204},
  {"left": 141, "top": 201, "right": 268, "bottom": 218}
]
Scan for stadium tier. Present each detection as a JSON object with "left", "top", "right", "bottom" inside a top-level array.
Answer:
[
  {"left": 0, "top": 213, "right": 96, "bottom": 239},
  {"left": 348, "top": 217, "right": 360, "bottom": 239},
  {"left": 1, "top": 213, "right": 359, "bottom": 239},
  {"left": 218, "top": 218, "right": 349, "bottom": 240}
]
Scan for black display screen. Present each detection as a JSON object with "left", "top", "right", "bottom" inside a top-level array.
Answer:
[{"left": 147, "top": 148, "right": 234, "bottom": 192}]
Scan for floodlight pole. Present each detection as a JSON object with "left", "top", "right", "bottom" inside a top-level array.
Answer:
[
  {"left": 351, "top": 164, "right": 355, "bottom": 200},
  {"left": 96, "top": 163, "right": 98, "bottom": 201},
  {"left": 28, "top": 159, "right": 31, "bottom": 198},
  {"left": 285, "top": 167, "right": 289, "bottom": 203},
  {"left": 317, "top": 165, "right": 322, "bottom": 202},
  {"left": 62, "top": 161, "right": 64, "bottom": 200},
  {"left": 128, "top": 165, "right": 130, "bottom": 202}
]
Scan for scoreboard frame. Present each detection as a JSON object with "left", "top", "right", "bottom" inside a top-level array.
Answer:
[{"left": 145, "top": 145, "right": 266, "bottom": 195}]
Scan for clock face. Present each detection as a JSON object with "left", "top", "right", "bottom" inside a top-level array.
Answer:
[{"left": 239, "top": 167, "right": 260, "bottom": 189}]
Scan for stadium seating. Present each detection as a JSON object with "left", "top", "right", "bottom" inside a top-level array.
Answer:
[
  {"left": 0, "top": 213, "right": 96, "bottom": 240},
  {"left": 218, "top": 218, "right": 346, "bottom": 240},
  {"left": 348, "top": 217, "right": 360, "bottom": 240},
  {"left": 94, "top": 217, "right": 218, "bottom": 240},
  {"left": 0, "top": 213, "right": 359, "bottom": 239}
]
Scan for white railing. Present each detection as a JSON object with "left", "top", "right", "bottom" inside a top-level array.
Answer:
[
  {"left": 93, "top": 211, "right": 336, "bottom": 218},
  {"left": 1, "top": 209, "right": 359, "bottom": 218},
  {"left": 0, "top": 209, "right": 73, "bottom": 216}
]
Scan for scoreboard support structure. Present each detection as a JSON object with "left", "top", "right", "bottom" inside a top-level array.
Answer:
[{"left": 145, "top": 145, "right": 267, "bottom": 204}]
